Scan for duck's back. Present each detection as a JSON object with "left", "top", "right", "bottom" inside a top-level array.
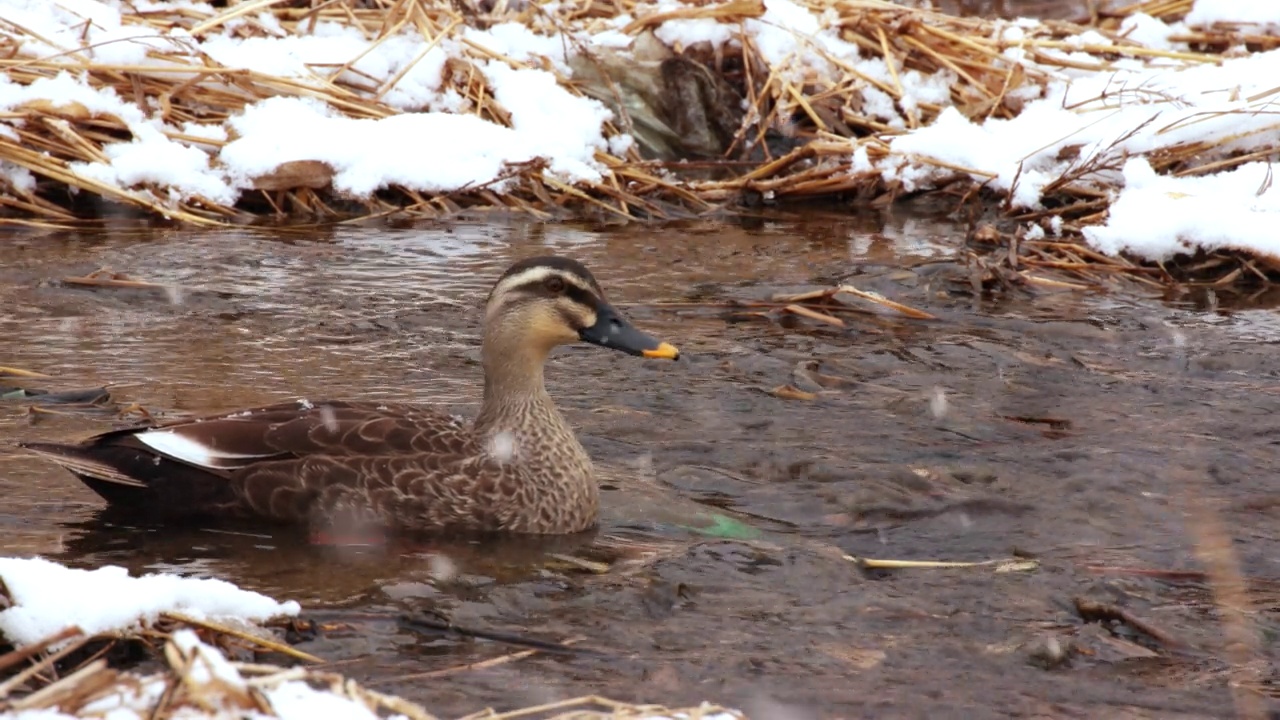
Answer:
[{"left": 20, "top": 400, "right": 493, "bottom": 529}]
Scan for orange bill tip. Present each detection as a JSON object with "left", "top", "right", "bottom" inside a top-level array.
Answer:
[{"left": 642, "top": 342, "right": 680, "bottom": 360}]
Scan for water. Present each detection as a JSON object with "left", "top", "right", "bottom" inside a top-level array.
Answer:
[{"left": 2, "top": 214, "right": 1276, "bottom": 717}]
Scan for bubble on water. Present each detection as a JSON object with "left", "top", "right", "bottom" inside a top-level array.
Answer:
[
  {"left": 929, "top": 386, "right": 948, "bottom": 420},
  {"left": 487, "top": 430, "right": 519, "bottom": 464},
  {"left": 955, "top": 512, "right": 973, "bottom": 530},
  {"left": 427, "top": 553, "right": 457, "bottom": 582},
  {"left": 164, "top": 284, "right": 185, "bottom": 306},
  {"left": 1170, "top": 330, "right": 1187, "bottom": 348}
]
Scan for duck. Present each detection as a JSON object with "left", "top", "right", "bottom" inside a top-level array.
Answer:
[{"left": 19, "top": 256, "right": 680, "bottom": 536}]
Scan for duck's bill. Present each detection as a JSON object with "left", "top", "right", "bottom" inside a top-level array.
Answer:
[{"left": 579, "top": 304, "right": 680, "bottom": 360}]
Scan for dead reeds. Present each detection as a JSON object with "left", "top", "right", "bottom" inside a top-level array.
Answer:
[
  {"left": 0, "top": 0, "right": 1276, "bottom": 285},
  {"left": 0, "top": 615, "right": 742, "bottom": 720}
]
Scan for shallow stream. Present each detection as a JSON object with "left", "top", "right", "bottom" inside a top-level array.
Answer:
[{"left": 3, "top": 215, "right": 1278, "bottom": 717}]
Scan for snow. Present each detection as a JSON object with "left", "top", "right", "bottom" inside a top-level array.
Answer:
[
  {"left": 265, "top": 680, "right": 383, "bottom": 720},
  {"left": 1083, "top": 158, "right": 1280, "bottom": 260},
  {"left": 0, "top": 556, "right": 300, "bottom": 647},
  {"left": 877, "top": 14, "right": 1280, "bottom": 261},
  {"left": 0, "top": 558, "right": 399, "bottom": 718},
  {"left": 2, "top": 0, "right": 1279, "bottom": 264},
  {"left": 1185, "top": 0, "right": 1280, "bottom": 30},
  {"left": 75, "top": 129, "right": 236, "bottom": 204},
  {"left": 2, "top": 0, "right": 180, "bottom": 65},
  {"left": 0, "top": 630, "right": 397, "bottom": 720},
  {"left": 76, "top": 675, "right": 168, "bottom": 718},
  {"left": 463, "top": 22, "right": 571, "bottom": 66},
  {"left": 641, "top": 710, "right": 742, "bottom": 720},
  {"left": 0, "top": 73, "right": 144, "bottom": 125},
  {"left": 170, "top": 629, "right": 245, "bottom": 688},
  {"left": 1118, "top": 13, "right": 1184, "bottom": 51},
  {"left": 1, "top": 1, "right": 613, "bottom": 208},
  {"left": 2, "top": 162, "right": 37, "bottom": 193},
  {"left": 654, "top": 0, "right": 863, "bottom": 83},
  {"left": 0, "top": 555, "right": 743, "bottom": 719},
  {"left": 217, "top": 94, "right": 604, "bottom": 196}
]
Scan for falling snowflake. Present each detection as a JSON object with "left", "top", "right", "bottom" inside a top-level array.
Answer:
[
  {"left": 426, "top": 553, "right": 457, "bottom": 581},
  {"left": 928, "top": 386, "right": 948, "bottom": 420},
  {"left": 487, "top": 430, "right": 519, "bottom": 464},
  {"left": 318, "top": 406, "right": 339, "bottom": 432}
]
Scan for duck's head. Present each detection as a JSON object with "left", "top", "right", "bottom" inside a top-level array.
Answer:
[{"left": 484, "top": 256, "right": 679, "bottom": 361}]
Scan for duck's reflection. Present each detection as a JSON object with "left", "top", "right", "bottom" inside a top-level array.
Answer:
[{"left": 54, "top": 510, "right": 600, "bottom": 608}]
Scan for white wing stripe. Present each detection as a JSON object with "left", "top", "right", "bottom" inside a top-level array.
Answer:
[{"left": 135, "top": 430, "right": 272, "bottom": 470}]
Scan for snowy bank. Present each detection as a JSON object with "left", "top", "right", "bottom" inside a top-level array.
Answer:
[
  {"left": 1, "top": 623, "right": 747, "bottom": 719},
  {"left": 1, "top": 0, "right": 1278, "bottom": 272},
  {"left": 0, "top": 558, "right": 745, "bottom": 720},
  {"left": 0, "top": 628, "right": 434, "bottom": 720},
  {"left": 0, "top": 556, "right": 300, "bottom": 646}
]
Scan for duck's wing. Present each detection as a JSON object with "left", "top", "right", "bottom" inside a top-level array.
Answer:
[
  {"left": 226, "top": 451, "right": 510, "bottom": 530},
  {"left": 20, "top": 399, "right": 486, "bottom": 521},
  {"left": 129, "top": 399, "right": 477, "bottom": 465}
]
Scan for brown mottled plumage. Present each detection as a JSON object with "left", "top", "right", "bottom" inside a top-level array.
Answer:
[{"left": 19, "top": 256, "right": 679, "bottom": 535}]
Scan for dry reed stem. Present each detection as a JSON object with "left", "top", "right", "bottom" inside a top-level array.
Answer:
[
  {"left": 160, "top": 613, "right": 325, "bottom": 665},
  {"left": 1182, "top": 483, "right": 1268, "bottom": 720},
  {"left": 0, "top": 623, "right": 429, "bottom": 719},
  {"left": 0, "top": 0, "right": 1275, "bottom": 285},
  {"left": 0, "top": 627, "right": 738, "bottom": 720},
  {"left": 458, "top": 695, "right": 741, "bottom": 720},
  {"left": 380, "top": 636, "right": 587, "bottom": 683},
  {"left": 0, "top": 633, "right": 91, "bottom": 700}
]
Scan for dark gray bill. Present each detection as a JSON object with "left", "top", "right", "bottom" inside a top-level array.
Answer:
[{"left": 578, "top": 303, "right": 679, "bottom": 360}]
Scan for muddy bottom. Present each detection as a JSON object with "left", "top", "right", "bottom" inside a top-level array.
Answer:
[{"left": 2, "top": 214, "right": 1278, "bottom": 718}]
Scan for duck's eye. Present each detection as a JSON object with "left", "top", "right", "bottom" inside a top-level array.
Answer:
[{"left": 543, "top": 276, "right": 566, "bottom": 293}]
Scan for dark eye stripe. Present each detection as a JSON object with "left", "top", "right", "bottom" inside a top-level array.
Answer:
[
  {"left": 507, "top": 278, "right": 599, "bottom": 309},
  {"left": 563, "top": 284, "right": 598, "bottom": 309}
]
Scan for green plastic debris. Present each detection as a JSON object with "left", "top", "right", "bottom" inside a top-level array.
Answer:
[{"left": 681, "top": 513, "right": 761, "bottom": 539}]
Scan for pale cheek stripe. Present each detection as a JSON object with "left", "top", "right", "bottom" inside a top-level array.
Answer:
[
  {"left": 490, "top": 267, "right": 594, "bottom": 303},
  {"left": 490, "top": 267, "right": 559, "bottom": 301}
]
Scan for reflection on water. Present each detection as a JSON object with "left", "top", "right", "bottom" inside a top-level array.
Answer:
[
  {"left": 3, "top": 212, "right": 1277, "bottom": 716},
  {"left": 53, "top": 513, "right": 601, "bottom": 607}
]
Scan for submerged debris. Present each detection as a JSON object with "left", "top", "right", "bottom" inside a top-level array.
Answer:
[
  {"left": 0, "top": 365, "right": 154, "bottom": 422},
  {"left": 58, "top": 270, "right": 171, "bottom": 291}
]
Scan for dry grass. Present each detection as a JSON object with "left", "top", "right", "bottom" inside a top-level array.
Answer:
[
  {"left": 0, "top": 0, "right": 1277, "bottom": 284},
  {"left": 0, "top": 617, "right": 742, "bottom": 720}
]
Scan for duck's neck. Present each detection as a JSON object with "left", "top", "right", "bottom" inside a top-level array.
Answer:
[
  {"left": 473, "top": 338, "right": 598, "bottom": 531},
  {"left": 475, "top": 341, "right": 553, "bottom": 425}
]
